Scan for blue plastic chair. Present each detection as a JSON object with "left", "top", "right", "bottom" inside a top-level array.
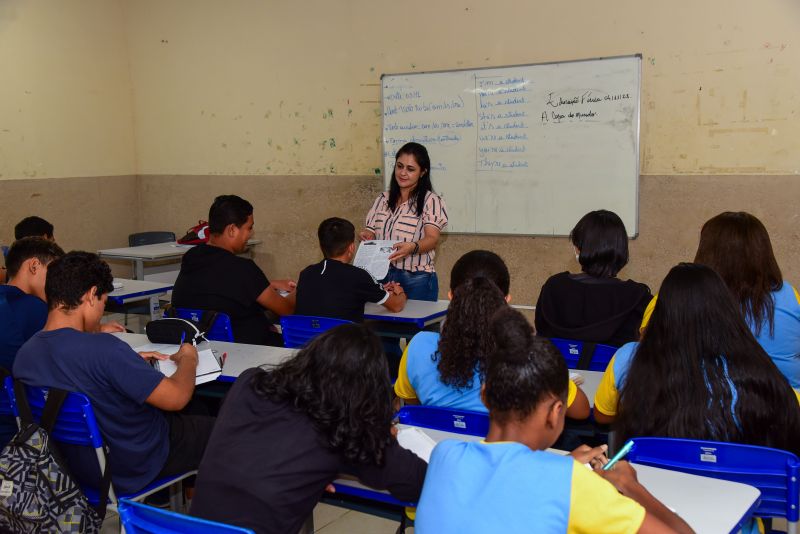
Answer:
[
  {"left": 625, "top": 437, "right": 798, "bottom": 533},
  {"left": 11, "top": 385, "right": 196, "bottom": 513},
  {"left": 171, "top": 307, "right": 235, "bottom": 342},
  {"left": 549, "top": 338, "right": 618, "bottom": 371},
  {"left": 118, "top": 498, "right": 255, "bottom": 533},
  {"left": 280, "top": 315, "right": 352, "bottom": 348},
  {"left": 396, "top": 405, "right": 489, "bottom": 437}
]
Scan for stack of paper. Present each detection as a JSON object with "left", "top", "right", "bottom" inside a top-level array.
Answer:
[{"left": 397, "top": 426, "right": 438, "bottom": 463}]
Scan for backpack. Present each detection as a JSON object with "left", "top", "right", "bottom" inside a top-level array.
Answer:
[
  {"left": 177, "top": 220, "right": 210, "bottom": 245},
  {"left": 0, "top": 380, "right": 111, "bottom": 533}
]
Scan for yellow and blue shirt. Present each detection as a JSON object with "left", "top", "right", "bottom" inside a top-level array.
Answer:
[
  {"left": 415, "top": 440, "right": 645, "bottom": 533},
  {"left": 394, "top": 332, "right": 578, "bottom": 412},
  {"left": 640, "top": 283, "right": 800, "bottom": 389}
]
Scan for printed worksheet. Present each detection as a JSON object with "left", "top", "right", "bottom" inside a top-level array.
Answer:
[
  {"left": 134, "top": 343, "right": 221, "bottom": 385},
  {"left": 354, "top": 240, "right": 398, "bottom": 280}
]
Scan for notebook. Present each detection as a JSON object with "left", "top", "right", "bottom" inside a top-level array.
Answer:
[{"left": 134, "top": 343, "right": 221, "bottom": 385}]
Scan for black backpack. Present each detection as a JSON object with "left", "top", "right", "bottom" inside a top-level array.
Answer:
[{"left": 0, "top": 379, "right": 111, "bottom": 533}]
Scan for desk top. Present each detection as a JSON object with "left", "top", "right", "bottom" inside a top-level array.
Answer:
[
  {"left": 98, "top": 240, "right": 262, "bottom": 261},
  {"left": 364, "top": 299, "right": 449, "bottom": 327},
  {"left": 114, "top": 333, "right": 295, "bottom": 381},
  {"left": 108, "top": 278, "right": 174, "bottom": 304},
  {"left": 337, "top": 425, "right": 760, "bottom": 534}
]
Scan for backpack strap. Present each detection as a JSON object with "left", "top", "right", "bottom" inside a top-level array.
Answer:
[
  {"left": 94, "top": 451, "right": 113, "bottom": 518},
  {"left": 38, "top": 388, "right": 68, "bottom": 434},
  {"left": 576, "top": 342, "right": 597, "bottom": 370},
  {"left": 13, "top": 379, "right": 35, "bottom": 427}
]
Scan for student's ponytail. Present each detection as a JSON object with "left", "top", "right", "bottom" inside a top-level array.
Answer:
[
  {"left": 436, "top": 277, "right": 508, "bottom": 390},
  {"left": 485, "top": 307, "right": 569, "bottom": 421}
]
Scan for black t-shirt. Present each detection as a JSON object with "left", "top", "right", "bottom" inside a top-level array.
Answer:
[
  {"left": 171, "top": 245, "right": 271, "bottom": 345},
  {"left": 190, "top": 368, "right": 427, "bottom": 534},
  {"left": 295, "top": 259, "right": 388, "bottom": 323},
  {"left": 534, "top": 271, "right": 652, "bottom": 346}
]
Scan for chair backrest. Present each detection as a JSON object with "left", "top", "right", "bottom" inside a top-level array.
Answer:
[
  {"left": 171, "top": 308, "right": 235, "bottom": 342},
  {"left": 397, "top": 405, "right": 488, "bottom": 437},
  {"left": 19, "top": 385, "right": 104, "bottom": 448},
  {"left": 129, "top": 231, "right": 176, "bottom": 247},
  {"left": 118, "top": 498, "right": 255, "bottom": 533},
  {"left": 625, "top": 437, "right": 799, "bottom": 525},
  {"left": 279, "top": 315, "right": 352, "bottom": 348},
  {"left": 549, "top": 337, "right": 618, "bottom": 371}
]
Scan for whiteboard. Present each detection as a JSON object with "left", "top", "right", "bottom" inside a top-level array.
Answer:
[{"left": 382, "top": 55, "right": 641, "bottom": 236}]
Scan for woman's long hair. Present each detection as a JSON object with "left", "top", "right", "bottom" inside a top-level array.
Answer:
[
  {"left": 250, "top": 324, "right": 394, "bottom": 465},
  {"left": 694, "top": 211, "right": 782, "bottom": 336},
  {"left": 435, "top": 277, "right": 508, "bottom": 389},
  {"left": 388, "top": 142, "right": 433, "bottom": 216},
  {"left": 615, "top": 263, "right": 800, "bottom": 454}
]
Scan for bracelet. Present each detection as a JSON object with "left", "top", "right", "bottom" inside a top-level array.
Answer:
[{"left": 411, "top": 241, "right": 420, "bottom": 255}]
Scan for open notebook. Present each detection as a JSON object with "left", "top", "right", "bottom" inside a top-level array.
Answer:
[{"left": 134, "top": 343, "right": 221, "bottom": 385}]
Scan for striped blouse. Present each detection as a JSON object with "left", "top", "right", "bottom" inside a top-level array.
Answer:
[{"left": 365, "top": 191, "right": 448, "bottom": 273}]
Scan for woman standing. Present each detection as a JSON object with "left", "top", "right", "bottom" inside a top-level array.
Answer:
[{"left": 360, "top": 142, "right": 448, "bottom": 301}]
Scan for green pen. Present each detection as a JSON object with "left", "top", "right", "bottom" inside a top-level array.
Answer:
[{"left": 603, "top": 440, "right": 634, "bottom": 471}]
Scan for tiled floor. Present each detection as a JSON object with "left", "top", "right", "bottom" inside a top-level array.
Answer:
[{"left": 101, "top": 503, "right": 408, "bottom": 533}]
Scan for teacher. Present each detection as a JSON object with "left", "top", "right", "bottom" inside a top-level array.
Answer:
[{"left": 360, "top": 142, "right": 448, "bottom": 302}]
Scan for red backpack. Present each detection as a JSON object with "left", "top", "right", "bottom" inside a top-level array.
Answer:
[{"left": 177, "top": 220, "right": 210, "bottom": 245}]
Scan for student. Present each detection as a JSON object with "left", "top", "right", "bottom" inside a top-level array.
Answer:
[
  {"left": 171, "top": 195, "right": 296, "bottom": 346},
  {"left": 415, "top": 307, "right": 691, "bottom": 534},
  {"left": 14, "top": 252, "right": 215, "bottom": 495},
  {"left": 535, "top": 210, "right": 651, "bottom": 346},
  {"left": 641, "top": 212, "right": 800, "bottom": 389},
  {"left": 14, "top": 215, "right": 55, "bottom": 241},
  {"left": 0, "top": 238, "right": 64, "bottom": 445},
  {"left": 395, "top": 250, "right": 590, "bottom": 419},
  {"left": 594, "top": 263, "right": 800, "bottom": 456},
  {"left": 190, "top": 324, "right": 427, "bottom": 534},
  {"left": 295, "top": 217, "right": 406, "bottom": 322}
]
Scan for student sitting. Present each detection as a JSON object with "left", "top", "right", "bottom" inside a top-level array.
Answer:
[
  {"left": 395, "top": 250, "right": 590, "bottom": 419},
  {"left": 0, "top": 237, "right": 64, "bottom": 445},
  {"left": 535, "top": 210, "right": 651, "bottom": 346},
  {"left": 641, "top": 212, "right": 800, "bottom": 389},
  {"left": 171, "top": 195, "right": 296, "bottom": 346},
  {"left": 15, "top": 215, "right": 55, "bottom": 241},
  {"left": 295, "top": 217, "right": 406, "bottom": 322},
  {"left": 415, "top": 307, "right": 691, "bottom": 534},
  {"left": 594, "top": 263, "right": 800, "bottom": 453},
  {"left": 14, "top": 252, "right": 215, "bottom": 495},
  {"left": 190, "top": 324, "right": 427, "bottom": 534}
]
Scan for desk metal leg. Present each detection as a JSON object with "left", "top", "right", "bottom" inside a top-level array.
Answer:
[{"left": 134, "top": 260, "right": 144, "bottom": 280}]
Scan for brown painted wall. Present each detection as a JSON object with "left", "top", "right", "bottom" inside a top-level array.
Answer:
[
  {"left": 136, "top": 174, "right": 800, "bottom": 306},
  {"left": 1, "top": 175, "right": 140, "bottom": 276}
]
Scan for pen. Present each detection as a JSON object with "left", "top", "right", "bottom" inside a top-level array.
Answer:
[
  {"left": 180, "top": 332, "right": 186, "bottom": 345},
  {"left": 603, "top": 440, "right": 634, "bottom": 471},
  {"left": 221, "top": 352, "right": 227, "bottom": 368}
]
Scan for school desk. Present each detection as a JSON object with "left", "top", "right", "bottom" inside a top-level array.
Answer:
[
  {"left": 113, "top": 332, "right": 295, "bottom": 382},
  {"left": 108, "top": 278, "right": 174, "bottom": 321},
  {"left": 364, "top": 299, "right": 449, "bottom": 340},
  {"left": 98, "top": 239, "right": 262, "bottom": 281},
  {"left": 332, "top": 425, "right": 761, "bottom": 534}
]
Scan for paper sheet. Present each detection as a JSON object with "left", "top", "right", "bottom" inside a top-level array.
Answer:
[
  {"left": 134, "top": 343, "right": 221, "bottom": 385},
  {"left": 353, "top": 240, "right": 398, "bottom": 281},
  {"left": 397, "top": 427, "right": 437, "bottom": 463}
]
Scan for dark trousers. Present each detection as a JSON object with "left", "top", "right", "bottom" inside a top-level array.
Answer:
[{"left": 155, "top": 413, "right": 216, "bottom": 481}]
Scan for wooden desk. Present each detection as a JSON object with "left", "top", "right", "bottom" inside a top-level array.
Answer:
[
  {"left": 114, "top": 333, "right": 295, "bottom": 382},
  {"left": 98, "top": 240, "right": 261, "bottom": 280},
  {"left": 333, "top": 425, "right": 760, "bottom": 534},
  {"left": 108, "top": 278, "right": 174, "bottom": 321}
]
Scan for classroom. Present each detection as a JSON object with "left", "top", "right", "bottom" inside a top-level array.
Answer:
[{"left": 1, "top": 1, "right": 799, "bottom": 533}]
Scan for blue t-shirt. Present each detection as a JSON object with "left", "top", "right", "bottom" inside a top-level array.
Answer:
[
  {"left": 0, "top": 285, "right": 47, "bottom": 446},
  {"left": 749, "top": 283, "right": 800, "bottom": 389},
  {"left": 400, "top": 332, "right": 486, "bottom": 413},
  {"left": 415, "top": 440, "right": 645, "bottom": 533},
  {"left": 13, "top": 329, "right": 169, "bottom": 494}
]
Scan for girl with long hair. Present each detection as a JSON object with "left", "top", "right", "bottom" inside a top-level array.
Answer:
[
  {"left": 595, "top": 263, "right": 800, "bottom": 455},
  {"left": 394, "top": 250, "right": 590, "bottom": 419},
  {"left": 415, "top": 307, "right": 691, "bottom": 533},
  {"left": 190, "top": 324, "right": 427, "bottom": 534}
]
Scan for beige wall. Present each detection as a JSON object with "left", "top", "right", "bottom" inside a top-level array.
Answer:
[{"left": 3, "top": 1, "right": 800, "bottom": 303}]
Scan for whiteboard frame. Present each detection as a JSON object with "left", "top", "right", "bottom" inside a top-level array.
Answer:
[{"left": 380, "top": 53, "right": 642, "bottom": 238}]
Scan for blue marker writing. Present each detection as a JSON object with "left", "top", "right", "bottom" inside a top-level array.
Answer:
[{"left": 603, "top": 440, "right": 634, "bottom": 471}]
